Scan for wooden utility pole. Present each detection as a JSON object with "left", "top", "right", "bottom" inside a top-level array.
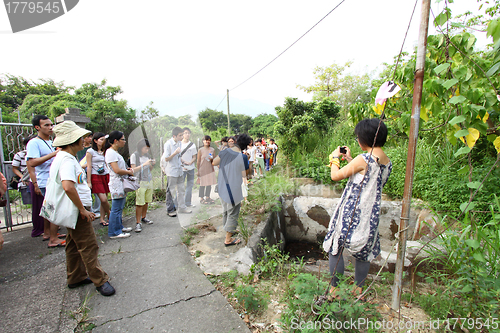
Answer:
[
  {"left": 226, "top": 89, "right": 231, "bottom": 136},
  {"left": 392, "top": 0, "right": 431, "bottom": 311}
]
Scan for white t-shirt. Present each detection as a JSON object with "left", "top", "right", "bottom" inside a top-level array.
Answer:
[
  {"left": 57, "top": 151, "right": 92, "bottom": 207},
  {"left": 247, "top": 146, "right": 256, "bottom": 162},
  {"left": 87, "top": 148, "right": 109, "bottom": 175},
  {"left": 105, "top": 148, "right": 128, "bottom": 199},
  {"left": 268, "top": 143, "right": 277, "bottom": 153},
  {"left": 180, "top": 141, "right": 197, "bottom": 171}
]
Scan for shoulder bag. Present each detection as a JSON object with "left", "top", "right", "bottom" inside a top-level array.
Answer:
[
  {"left": 40, "top": 156, "right": 79, "bottom": 229},
  {"left": 123, "top": 175, "right": 140, "bottom": 193}
]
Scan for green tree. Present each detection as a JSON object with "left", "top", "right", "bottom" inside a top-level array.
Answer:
[
  {"left": 0, "top": 74, "right": 70, "bottom": 122},
  {"left": 139, "top": 101, "right": 160, "bottom": 123},
  {"left": 297, "top": 62, "right": 371, "bottom": 113},
  {"left": 198, "top": 108, "right": 252, "bottom": 134},
  {"left": 274, "top": 97, "right": 340, "bottom": 155},
  {"left": 198, "top": 108, "right": 227, "bottom": 132},
  {"left": 18, "top": 79, "right": 137, "bottom": 135},
  {"left": 249, "top": 113, "right": 278, "bottom": 138}
]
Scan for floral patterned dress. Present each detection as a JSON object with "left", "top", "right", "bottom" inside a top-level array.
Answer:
[{"left": 322, "top": 153, "right": 392, "bottom": 261}]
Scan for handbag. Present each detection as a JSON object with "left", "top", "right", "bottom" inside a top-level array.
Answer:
[
  {"left": 10, "top": 175, "right": 20, "bottom": 190},
  {"left": 39, "top": 155, "right": 79, "bottom": 229},
  {"left": 123, "top": 175, "right": 140, "bottom": 193}
]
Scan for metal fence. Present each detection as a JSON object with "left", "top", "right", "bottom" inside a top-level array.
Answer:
[{"left": 1, "top": 122, "right": 35, "bottom": 230}]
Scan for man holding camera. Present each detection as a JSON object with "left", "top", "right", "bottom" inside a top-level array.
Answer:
[
  {"left": 180, "top": 127, "right": 197, "bottom": 208},
  {"left": 162, "top": 127, "right": 192, "bottom": 216}
]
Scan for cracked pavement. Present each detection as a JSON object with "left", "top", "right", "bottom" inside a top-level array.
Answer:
[{"left": 0, "top": 203, "right": 249, "bottom": 333}]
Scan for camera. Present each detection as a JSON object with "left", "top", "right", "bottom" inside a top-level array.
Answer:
[
  {"left": 96, "top": 165, "right": 105, "bottom": 174},
  {"left": 339, "top": 146, "right": 347, "bottom": 154}
]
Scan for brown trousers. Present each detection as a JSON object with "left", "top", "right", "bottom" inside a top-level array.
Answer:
[{"left": 66, "top": 210, "right": 108, "bottom": 287}]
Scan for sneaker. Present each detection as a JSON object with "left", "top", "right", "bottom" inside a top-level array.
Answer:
[
  {"left": 110, "top": 233, "right": 130, "bottom": 239},
  {"left": 94, "top": 213, "right": 101, "bottom": 219},
  {"left": 96, "top": 281, "right": 115, "bottom": 296},
  {"left": 186, "top": 204, "right": 196, "bottom": 208},
  {"left": 135, "top": 223, "right": 142, "bottom": 232},
  {"left": 178, "top": 208, "right": 192, "bottom": 214},
  {"left": 122, "top": 227, "right": 133, "bottom": 232},
  {"left": 141, "top": 217, "right": 153, "bottom": 224},
  {"left": 168, "top": 211, "right": 177, "bottom": 217}
]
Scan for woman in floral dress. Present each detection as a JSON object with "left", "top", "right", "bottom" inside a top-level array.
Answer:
[{"left": 323, "top": 119, "right": 392, "bottom": 296}]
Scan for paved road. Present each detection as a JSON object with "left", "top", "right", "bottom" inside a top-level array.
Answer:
[{"left": 0, "top": 202, "right": 249, "bottom": 333}]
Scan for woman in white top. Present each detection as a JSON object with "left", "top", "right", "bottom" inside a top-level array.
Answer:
[
  {"left": 86, "top": 132, "right": 111, "bottom": 226},
  {"left": 104, "top": 131, "right": 134, "bottom": 239}
]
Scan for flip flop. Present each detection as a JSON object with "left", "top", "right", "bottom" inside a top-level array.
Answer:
[
  {"left": 100, "top": 221, "right": 109, "bottom": 226},
  {"left": 48, "top": 240, "right": 66, "bottom": 248},
  {"left": 224, "top": 239, "right": 241, "bottom": 247},
  {"left": 43, "top": 233, "right": 67, "bottom": 241}
]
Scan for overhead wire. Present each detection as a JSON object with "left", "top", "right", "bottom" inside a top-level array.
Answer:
[
  {"left": 229, "top": 0, "right": 347, "bottom": 92},
  {"left": 212, "top": 0, "right": 347, "bottom": 111}
]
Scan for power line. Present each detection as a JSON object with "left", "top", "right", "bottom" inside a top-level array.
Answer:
[
  {"left": 230, "top": 0, "right": 347, "bottom": 92},
  {"left": 214, "top": 93, "right": 227, "bottom": 111}
]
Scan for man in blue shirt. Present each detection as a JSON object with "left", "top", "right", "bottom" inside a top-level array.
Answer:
[{"left": 26, "top": 115, "right": 65, "bottom": 247}]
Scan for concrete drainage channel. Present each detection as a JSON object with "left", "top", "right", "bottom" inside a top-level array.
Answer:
[{"left": 190, "top": 183, "right": 443, "bottom": 277}]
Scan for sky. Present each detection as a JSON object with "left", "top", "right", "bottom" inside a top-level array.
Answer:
[{"left": 0, "top": 0, "right": 487, "bottom": 120}]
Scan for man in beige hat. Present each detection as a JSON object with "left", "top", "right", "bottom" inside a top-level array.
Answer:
[{"left": 51, "top": 121, "right": 115, "bottom": 296}]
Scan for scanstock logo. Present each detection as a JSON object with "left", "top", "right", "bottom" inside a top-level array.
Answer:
[{"left": 3, "top": 0, "right": 79, "bottom": 33}]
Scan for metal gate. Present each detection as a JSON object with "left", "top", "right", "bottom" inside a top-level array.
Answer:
[{"left": 0, "top": 121, "right": 36, "bottom": 230}]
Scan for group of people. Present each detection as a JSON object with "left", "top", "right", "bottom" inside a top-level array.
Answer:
[
  {"left": 162, "top": 128, "right": 254, "bottom": 246},
  {"left": 216, "top": 136, "right": 278, "bottom": 181},
  {"left": 1, "top": 114, "right": 391, "bottom": 301}
]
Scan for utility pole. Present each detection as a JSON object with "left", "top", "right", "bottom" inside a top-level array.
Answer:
[
  {"left": 392, "top": 0, "right": 431, "bottom": 311},
  {"left": 226, "top": 89, "right": 231, "bottom": 136}
]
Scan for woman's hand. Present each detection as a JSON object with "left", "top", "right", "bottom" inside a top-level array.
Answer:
[
  {"left": 88, "top": 181, "right": 92, "bottom": 190},
  {"left": 127, "top": 168, "right": 134, "bottom": 176}
]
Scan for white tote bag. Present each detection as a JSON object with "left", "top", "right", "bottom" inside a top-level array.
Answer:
[{"left": 40, "top": 155, "right": 79, "bottom": 229}]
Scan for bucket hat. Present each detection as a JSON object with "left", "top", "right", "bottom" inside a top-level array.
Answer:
[{"left": 52, "top": 121, "right": 91, "bottom": 147}]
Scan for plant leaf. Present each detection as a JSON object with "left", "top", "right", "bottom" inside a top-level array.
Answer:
[
  {"left": 434, "top": 63, "right": 451, "bottom": 75},
  {"left": 461, "top": 285, "right": 473, "bottom": 293},
  {"left": 454, "top": 146, "right": 471, "bottom": 157},
  {"left": 486, "top": 62, "right": 500, "bottom": 77},
  {"left": 457, "top": 165, "right": 469, "bottom": 175},
  {"left": 465, "top": 239, "right": 480, "bottom": 249},
  {"left": 473, "top": 252, "right": 486, "bottom": 262},
  {"left": 449, "top": 95, "right": 467, "bottom": 104},
  {"left": 467, "top": 181, "right": 481, "bottom": 189},
  {"left": 460, "top": 201, "right": 475, "bottom": 213},
  {"left": 454, "top": 129, "right": 470, "bottom": 138},
  {"left": 449, "top": 115, "right": 466, "bottom": 125},
  {"left": 494, "top": 136, "right": 500, "bottom": 154},
  {"left": 442, "top": 78, "right": 459, "bottom": 89}
]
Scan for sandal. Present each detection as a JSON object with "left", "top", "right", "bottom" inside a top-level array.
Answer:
[
  {"left": 224, "top": 238, "right": 241, "bottom": 247},
  {"left": 48, "top": 240, "right": 66, "bottom": 248},
  {"left": 200, "top": 198, "right": 208, "bottom": 205},
  {"left": 43, "top": 233, "right": 66, "bottom": 241},
  {"left": 100, "top": 221, "right": 109, "bottom": 226},
  {"left": 206, "top": 198, "right": 215, "bottom": 204}
]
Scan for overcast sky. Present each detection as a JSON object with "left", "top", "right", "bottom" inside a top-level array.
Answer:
[{"left": 0, "top": 0, "right": 485, "bottom": 119}]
